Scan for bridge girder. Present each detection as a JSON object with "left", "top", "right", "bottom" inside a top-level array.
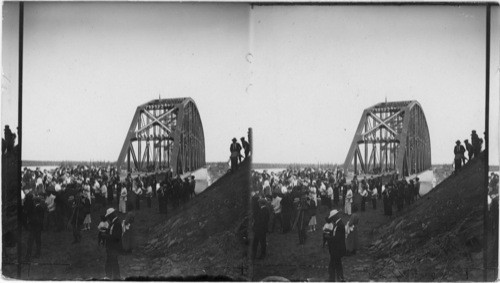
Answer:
[
  {"left": 116, "top": 97, "right": 205, "bottom": 175},
  {"left": 343, "top": 100, "right": 431, "bottom": 177}
]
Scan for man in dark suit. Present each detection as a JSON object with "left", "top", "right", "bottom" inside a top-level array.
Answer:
[
  {"left": 454, "top": 140, "right": 466, "bottom": 173},
  {"left": 471, "top": 130, "right": 481, "bottom": 158},
  {"left": 252, "top": 198, "right": 270, "bottom": 260},
  {"left": 296, "top": 196, "right": 311, "bottom": 245},
  {"left": 230, "top": 138, "right": 242, "bottom": 172},
  {"left": 103, "top": 208, "right": 122, "bottom": 280},
  {"left": 280, "top": 190, "right": 294, "bottom": 233},
  {"left": 325, "top": 209, "right": 346, "bottom": 282},
  {"left": 24, "top": 194, "right": 45, "bottom": 261}
]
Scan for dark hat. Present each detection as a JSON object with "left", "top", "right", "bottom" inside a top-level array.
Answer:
[
  {"left": 232, "top": 138, "right": 237, "bottom": 142},
  {"left": 456, "top": 140, "right": 460, "bottom": 144},
  {"left": 258, "top": 198, "right": 267, "bottom": 206},
  {"left": 464, "top": 139, "right": 468, "bottom": 142},
  {"left": 472, "top": 130, "right": 476, "bottom": 133},
  {"left": 240, "top": 137, "right": 245, "bottom": 140}
]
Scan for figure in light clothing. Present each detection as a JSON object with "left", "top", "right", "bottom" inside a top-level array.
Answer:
[
  {"left": 345, "top": 186, "right": 353, "bottom": 216},
  {"left": 98, "top": 215, "right": 109, "bottom": 246},
  {"left": 119, "top": 187, "right": 127, "bottom": 213}
]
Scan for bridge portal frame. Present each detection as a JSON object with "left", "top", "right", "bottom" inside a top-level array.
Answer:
[
  {"left": 343, "top": 100, "right": 431, "bottom": 177},
  {"left": 116, "top": 97, "right": 205, "bottom": 175}
]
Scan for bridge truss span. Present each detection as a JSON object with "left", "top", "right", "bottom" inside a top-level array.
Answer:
[
  {"left": 343, "top": 100, "right": 431, "bottom": 177},
  {"left": 116, "top": 97, "right": 205, "bottom": 175}
]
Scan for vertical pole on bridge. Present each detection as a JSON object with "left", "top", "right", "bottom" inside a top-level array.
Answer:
[
  {"left": 17, "top": 2, "right": 24, "bottom": 278},
  {"left": 248, "top": 127, "right": 253, "bottom": 159},
  {"left": 483, "top": 4, "right": 491, "bottom": 282}
]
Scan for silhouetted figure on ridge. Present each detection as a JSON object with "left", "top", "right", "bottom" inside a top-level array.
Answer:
[
  {"left": 241, "top": 137, "right": 251, "bottom": 160},
  {"left": 464, "top": 139, "right": 473, "bottom": 163},
  {"left": 454, "top": 140, "right": 466, "bottom": 173},
  {"left": 471, "top": 130, "right": 481, "bottom": 159},
  {"left": 230, "top": 138, "right": 242, "bottom": 173},
  {"left": 3, "top": 125, "right": 15, "bottom": 155}
]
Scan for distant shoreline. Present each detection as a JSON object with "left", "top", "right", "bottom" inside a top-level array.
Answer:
[
  {"left": 253, "top": 163, "right": 500, "bottom": 172},
  {"left": 22, "top": 160, "right": 114, "bottom": 167},
  {"left": 21, "top": 160, "right": 228, "bottom": 167}
]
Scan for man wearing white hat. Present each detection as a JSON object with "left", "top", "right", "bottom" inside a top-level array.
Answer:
[
  {"left": 324, "top": 209, "right": 346, "bottom": 282},
  {"left": 102, "top": 208, "right": 122, "bottom": 280}
]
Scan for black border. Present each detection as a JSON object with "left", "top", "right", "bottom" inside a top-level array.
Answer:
[{"left": 16, "top": 1, "right": 24, "bottom": 278}]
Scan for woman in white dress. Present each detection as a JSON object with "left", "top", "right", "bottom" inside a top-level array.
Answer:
[
  {"left": 309, "top": 185, "right": 318, "bottom": 206},
  {"left": 119, "top": 186, "right": 127, "bottom": 213},
  {"left": 345, "top": 186, "right": 353, "bottom": 215},
  {"left": 82, "top": 190, "right": 92, "bottom": 231}
]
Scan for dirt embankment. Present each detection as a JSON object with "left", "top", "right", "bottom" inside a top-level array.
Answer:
[
  {"left": 2, "top": 149, "right": 20, "bottom": 246},
  {"left": 369, "top": 151, "right": 494, "bottom": 281},
  {"left": 137, "top": 159, "right": 250, "bottom": 280}
]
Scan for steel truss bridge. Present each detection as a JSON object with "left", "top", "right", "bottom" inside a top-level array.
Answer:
[
  {"left": 343, "top": 100, "right": 431, "bottom": 177},
  {"left": 117, "top": 97, "right": 205, "bottom": 175}
]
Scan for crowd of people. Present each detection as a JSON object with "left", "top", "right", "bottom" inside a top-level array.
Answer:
[
  {"left": 20, "top": 164, "right": 197, "bottom": 279},
  {"left": 17, "top": 133, "right": 251, "bottom": 278},
  {"left": 453, "top": 129, "right": 484, "bottom": 173},
  {"left": 250, "top": 167, "right": 421, "bottom": 281}
]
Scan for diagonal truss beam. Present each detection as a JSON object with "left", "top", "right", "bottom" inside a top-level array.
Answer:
[
  {"left": 363, "top": 110, "right": 402, "bottom": 137},
  {"left": 136, "top": 108, "right": 176, "bottom": 134}
]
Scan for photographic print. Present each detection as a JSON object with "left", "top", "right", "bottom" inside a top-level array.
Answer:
[
  {"left": 2, "top": 2, "right": 252, "bottom": 280},
  {"left": 248, "top": 4, "right": 499, "bottom": 282},
  {"left": 2, "top": 1, "right": 499, "bottom": 282}
]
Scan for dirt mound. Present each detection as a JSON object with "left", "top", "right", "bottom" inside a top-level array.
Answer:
[
  {"left": 369, "top": 152, "right": 488, "bottom": 281},
  {"left": 2, "top": 149, "right": 20, "bottom": 236},
  {"left": 142, "top": 159, "right": 250, "bottom": 280}
]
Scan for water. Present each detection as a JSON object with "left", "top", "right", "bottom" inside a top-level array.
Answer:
[
  {"left": 410, "top": 169, "right": 434, "bottom": 195},
  {"left": 181, "top": 167, "right": 209, "bottom": 194}
]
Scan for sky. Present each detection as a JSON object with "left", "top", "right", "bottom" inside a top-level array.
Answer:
[
  {"left": 1, "top": 3, "right": 499, "bottom": 165},
  {"left": 247, "top": 5, "right": 499, "bottom": 165},
  {"left": 2, "top": 2, "right": 251, "bottom": 162}
]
